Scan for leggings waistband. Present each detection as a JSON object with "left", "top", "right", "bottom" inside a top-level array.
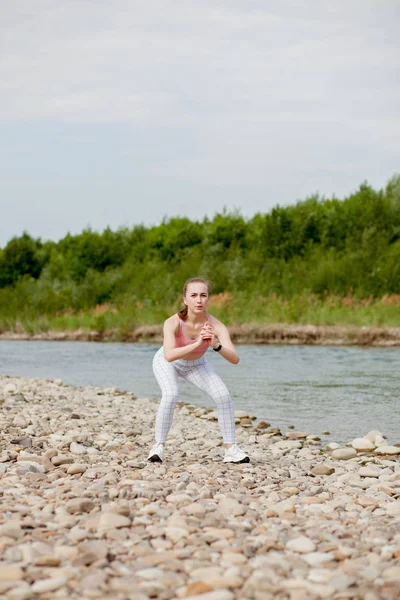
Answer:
[{"left": 155, "top": 346, "right": 207, "bottom": 367}]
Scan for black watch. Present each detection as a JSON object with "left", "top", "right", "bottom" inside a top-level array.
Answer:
[{"left": 213, "top": 343, "right": 222, "bottom": 352}]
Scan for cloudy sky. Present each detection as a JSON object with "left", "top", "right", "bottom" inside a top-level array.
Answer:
[{"left": 1, "top": 0, "right": 399, "bottom": 246}]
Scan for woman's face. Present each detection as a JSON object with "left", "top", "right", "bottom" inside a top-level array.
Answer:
[{"left": 184, "top": 282, "right": 209, "bottom": 314}]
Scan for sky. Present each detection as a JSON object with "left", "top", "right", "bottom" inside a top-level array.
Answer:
[{"left": 1, "top": 0, "right": 399, "bottom": 247}]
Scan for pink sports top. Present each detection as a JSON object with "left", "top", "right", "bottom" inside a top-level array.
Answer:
[{"left": 175, "top": 317, "right": 209, "bottom": 357}]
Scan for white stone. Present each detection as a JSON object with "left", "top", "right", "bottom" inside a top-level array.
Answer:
[
  {"left": 383, "top": 566, "right": 400, "bottom": 581},
  {"left": 351, "top": 438, "right": 375, "bottom": 451},
  {"left": 331, "top": 448, "right": 357, "bottom": 460},
  {"left": 164, "top": 526, "right": 189, "bottom": 543},
  {"left": 0, "top": 522, "right": 23, "bottom": 540},
  {"left": 358, "top": 466, "right": 381, "bottom": 478},
  {"left": 386, "top": 503, "right": 400, "bottom": 516},
  {"left": 374, "top": 435, "right": 386, "bottom": 446},
  {"left": 70, "top": 441, "right": 87, "bottom": 454},
  {"left": 97, "top": 512, "right": 131, "bottom": 533},
  {"left": 326, "top": 443, "right": 340, "bottom": 451},
  {"left": 270, "top": 499, "right": 295, "bottom": 515},
  {"left": 286, "top": 537, "right": 316, "bottom": 554},
  {"left": 0, "top": 565, "right": 24, "bottom": 581},
  {"left": 234, "top": 411, "right": 256, "bottom": 419},
  {"left": 136, "top": 567, "right": 165, "bottom": 580},
  {"left": 31, "top": 577, "right": 67, "bottom": 593},
  {"left": 165, "top": 493, "right": 193, "bottom": 505},
  {"left": 185, "top": 590, "right": 234, "bottom": 600},
  {"left": 13, "top": 415, "right": 28, "bottom": 428},
  {"left": 67, "top": 464, "right": 87, "bottom": 475},
  {"left": 218, "top": 498, "right": 245, "bottom": 517},
  {"left": 303, "top": 552, "right": 336, "bottom": 566},
  {"left": 364, "top": 430, "right": 384, "bottom": 443},
  {"left": 184, "top": 502, "right": 206, "bottom": 516},
  {"left": 374, "top": 446, "right": 400, "bottom": 456},
  {"left": 6, "top": 586, "right": 32, "bottom": 600},
  {"left": 204, "top": 411, "right": 218, "bottom": 421},
  {"left": 3, "top": 383, "right": 17, "bottom": 394}
]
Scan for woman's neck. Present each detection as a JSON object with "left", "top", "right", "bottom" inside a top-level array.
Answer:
[{"left": 186, "top": 309, "right": 207, "bottom": 324}]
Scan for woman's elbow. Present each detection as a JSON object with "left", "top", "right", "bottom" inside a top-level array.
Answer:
[{"left": 232, "top": 355, "right": 240, "bottom": 365}]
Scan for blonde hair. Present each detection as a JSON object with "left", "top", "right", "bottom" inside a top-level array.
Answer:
[{"left": 178, "top": 277, "right": 213, "bottom": 321}]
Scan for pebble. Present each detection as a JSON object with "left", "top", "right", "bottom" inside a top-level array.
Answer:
[
  {"left": 70, "top": 441, "right": 87, "bottom": 454},
  {"left": 365, "top": 430, "right": 384, "bottom": 443},
  {"left": 331, "top": 448, "right": 358, "bottom": 460},
  {"left": 351, "top": 438, "right": 375, "bottom": 451},
  {"left": 31, "top": 577, "right": 67, "bottom": 593},
  {"left": 326, "top": 442, "right": 340, "bottom": 450},
  {"left": 97, "top": 511, "right": 131, "bottom": 533},
  {"left": 0, "top": 374, "right": 399, "bottom": 600},
  {"left": 0, "top": 523, "right": 23, "bottom": 540},
  {"left": 218, "top": 498, "right": 245, "bottom": 516},
  {"left": 66, "top": 498, "right": 95, "bottom": 514},
  {"left": 374, "top": 445, "right": 400, "bottom": 455},
  {"left": 285, "top": 431, "right": 309, "bottom": 439},
  {"left": 311, "top": 465, "right": 335, "bottom": 476},
  {"left": 52, "top": 455, "right": 74, "bottom": 466},
  {"left": 185, "top": 590, "right": 234, "bottom": 600},
  {"left": 359, "top": 465, "right": 381, "bottom": 478},
  {"left": 67, "top": 463, "right": 87, "bottom": 474},
  {"left": 286, "top": 537, "right": 316, "bottom": 553},
  {"left": 0, "top": 565, "right": 24, "bottom": 581}
]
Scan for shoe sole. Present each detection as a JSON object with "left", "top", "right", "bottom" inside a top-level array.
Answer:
[
  {"left": 224, "top": 457, "right": 250, "bottom": 464},
  {"left": 148, "top": 455, "right": 162, "bottom": 463}
]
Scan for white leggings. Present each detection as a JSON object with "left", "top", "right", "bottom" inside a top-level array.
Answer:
[{"left": 152, "top": 347, "right": 236, "bottom": 444}]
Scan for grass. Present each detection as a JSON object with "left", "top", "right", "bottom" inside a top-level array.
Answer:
[{"left": 1, "top": 293, "right": 400, "bottom": 335}]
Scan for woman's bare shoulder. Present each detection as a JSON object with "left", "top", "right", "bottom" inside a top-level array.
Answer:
[
  {"left": 207, "top": 313, "right": 225, "bottom": 328},
  {"left": 164, "top": 314, "right": 180, "bottom": 331}
]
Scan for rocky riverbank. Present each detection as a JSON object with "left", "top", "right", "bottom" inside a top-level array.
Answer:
[
  {"left": 2, "top": 324, "right": 400, "bottom": 346},
  {"left": 0, "top": 375, "right": 399, "bottom": 600}
]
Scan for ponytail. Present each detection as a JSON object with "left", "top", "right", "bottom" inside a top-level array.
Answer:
[{"left": 178, "top": 305, "right": 188, "bottom": 320}]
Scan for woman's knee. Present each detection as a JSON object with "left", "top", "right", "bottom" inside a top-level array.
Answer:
[
  {"left": 211, "top": 388, "right": 232, "bottom": 407},
  {"left": 160, "top": 389, "right": 179, "bottom": 407}
]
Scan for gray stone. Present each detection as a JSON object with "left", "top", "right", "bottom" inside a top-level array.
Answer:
[
  {"left": 311, "top": 465, "right": 335, "bottom": 476},
  {"left": 66, "top": 498, "right": 95, "bottom": 514}
]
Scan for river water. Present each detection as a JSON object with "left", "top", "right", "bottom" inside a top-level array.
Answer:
[{"left": 0, "top": 341, "right": 399, "bottom": 444}]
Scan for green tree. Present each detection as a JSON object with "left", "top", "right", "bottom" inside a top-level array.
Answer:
[{"left": 0, "top": 233, "right": 46, "bottom": 287}]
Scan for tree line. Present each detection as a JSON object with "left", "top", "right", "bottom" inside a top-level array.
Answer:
[{"left": 0, "top": 175, "right": 399, "bottom": 324}]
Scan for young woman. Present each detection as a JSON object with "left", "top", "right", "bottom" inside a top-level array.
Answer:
[{"left": 148, "top": 277, "right": 249, "bottom": 464}]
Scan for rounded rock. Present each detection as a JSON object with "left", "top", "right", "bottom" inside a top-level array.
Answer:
[
  {"left": 374, "top": 445, "right": 400, "bottom": 455},
  {"left": 331, "top": 448, "right": 357, "bottom": 460},
  {"left": 0, "top": 565, "right": 24, "bottom": 581},
  {"left": 311, "top": 465, "right": 335, "bottom": 476},
  {"left": 351, "top": 438, "right": 375, "bottom": 451},
  {"left": 31, "top": 577, "right": 67, "bottom": 593},
  {"left": 286, "top": 537, "right": 316, "bottom": 553}
]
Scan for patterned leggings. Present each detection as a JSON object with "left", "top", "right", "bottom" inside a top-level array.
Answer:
[{"left": 152, "top": 347, "right": 236, "bottom": 444}]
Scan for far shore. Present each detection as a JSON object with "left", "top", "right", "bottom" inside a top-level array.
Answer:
[{"left": 1, "top": 323, "right": 400, "bottom": 346}]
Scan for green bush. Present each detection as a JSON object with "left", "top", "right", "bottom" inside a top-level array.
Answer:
[{"left": 1, "top": 174, "right": 400, "bottom": 330}]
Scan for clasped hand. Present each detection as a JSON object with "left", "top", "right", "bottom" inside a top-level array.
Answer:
[{"left": 198, "top": 321, "right": 215, "bottom": 346}]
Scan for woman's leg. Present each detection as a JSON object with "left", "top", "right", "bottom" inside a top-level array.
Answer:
[
  {"left": 179, "top": 359, "right": 236, "bottom": 444},
  {"left": 152, "top": 349, "right": 179, "bottom": 443}
]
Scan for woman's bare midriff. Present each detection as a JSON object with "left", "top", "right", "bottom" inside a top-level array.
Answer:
[{"left": 180, "top": 348, "right": 208, "bottom": 361}]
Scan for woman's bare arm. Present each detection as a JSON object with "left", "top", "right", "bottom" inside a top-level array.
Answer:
[{"left": 204, "top": 319, "right": 240, "bottom": 364}]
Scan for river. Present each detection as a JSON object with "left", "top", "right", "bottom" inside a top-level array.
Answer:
[{"left": 0, "top": 341, "right": 399, "bottom": 444}]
